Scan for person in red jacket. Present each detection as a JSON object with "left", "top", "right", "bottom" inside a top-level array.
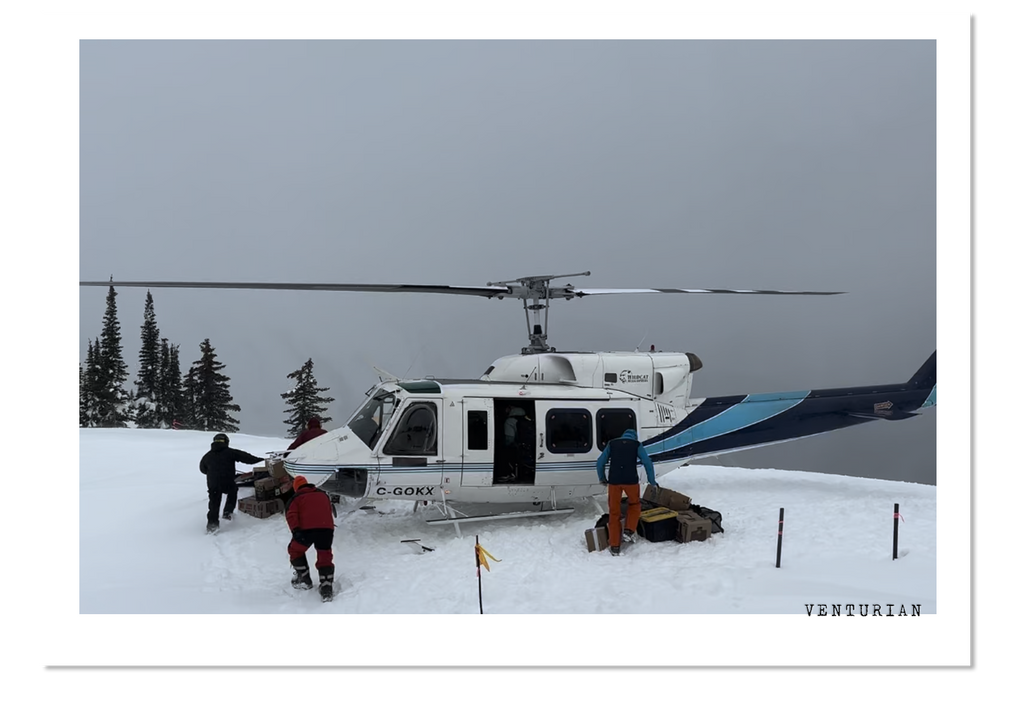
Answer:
[
  {"left": 288, "top": 417, "right": 328, "bottom": 450},
  {"left": 286, "top": 475, "right": 336, "bottom": 600}
]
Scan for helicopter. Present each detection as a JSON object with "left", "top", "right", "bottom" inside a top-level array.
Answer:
[{"left": 80, "top": 271, "right": 936, "bottom": 532}]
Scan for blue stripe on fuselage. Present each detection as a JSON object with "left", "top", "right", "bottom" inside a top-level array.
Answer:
[{"left": 645, "top": 390, "right": 810, "bottom": 455}]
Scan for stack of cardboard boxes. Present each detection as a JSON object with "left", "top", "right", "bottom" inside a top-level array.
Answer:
[
  {"left": 643, "top": 485, "right": 714, "bottom": 543},
  {"left": 584, "top": 485, "right": 715, "bottom": 552},
  {"left": 237, "top": 459, "right": 294, "bottom": 519}
]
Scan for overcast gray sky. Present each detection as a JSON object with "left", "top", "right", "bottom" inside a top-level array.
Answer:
[{"left": 79, "top": 40, "right": 936, "bottom": 483}]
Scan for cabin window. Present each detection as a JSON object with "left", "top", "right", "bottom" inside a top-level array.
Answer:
[
  {"left": 596, "top": 409, "right": 637, "bottom": 450},
  {"left": 604, "top": 373, "right": 617, "bottom": 384},
  {"left": 467, "top": 410, "right": 488, "bottom": 450},
  {"left": 383, "top": 402, "right": 438, "bottom": 456},
  {"left": 546, "top": 409, "right": 593, "bottom": 454},
  {"left": 655, "top": 373, "right": 664, "bottom": 395}
]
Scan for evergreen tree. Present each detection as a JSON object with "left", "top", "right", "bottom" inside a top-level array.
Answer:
[
  {"left": 79, "top": 363, "right": 88, "bottom": 427},
  {"left": 93, "top": 282, "right": 131, "bottom": 427},
  {"left": 80, "top": 342, "right": 91, "bottom": 427},
  {"left": 160, "top": 340, "right": 185, "bottom": 428},
  {"left": 182, "top": 365, "right": 200, "bottom": 430},
  {"left": 123, "top": 387, "right": 139, "bottom": 427},
  {"left": 82, "top": 339, "right": 102, "bottom": 427},
  {"left": 134, "top": 291, "right": 162, "bottom": 428},
  {"left": 188, "top": 338, "right": 240, "bottom": 432},
  {"left": 281, "top": 358, "right": 335, "bottom": 438}
]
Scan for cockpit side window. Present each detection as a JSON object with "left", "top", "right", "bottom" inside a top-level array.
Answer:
[
  {"left": 383, "top": 402, "right": 438, "bottom": 456},
  {"left": 349, "top": 391, "right": 398, "bottom": 449}
]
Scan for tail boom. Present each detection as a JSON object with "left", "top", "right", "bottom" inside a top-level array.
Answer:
[{"left": 644, "top": 351, "right": 936, "bottom": 465}]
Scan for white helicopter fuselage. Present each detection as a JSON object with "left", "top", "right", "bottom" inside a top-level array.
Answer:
[
  {"left": 80, "top": 277, "right": 933, "bottom": 518},
  {"left": 283, "top": 351, "right": 702, "bottom": 506}
]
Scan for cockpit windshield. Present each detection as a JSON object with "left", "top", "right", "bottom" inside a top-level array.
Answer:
[{"left": 348, "top": 390, "right": 398, "bottom": 449}]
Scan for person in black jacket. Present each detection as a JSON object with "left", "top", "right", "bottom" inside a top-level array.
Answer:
[
  {"left": 595, "top": 428, "right": 658, "bottom": 556},
  {"left": 200, "top": 433, "right": 265, "bottom": 533}
]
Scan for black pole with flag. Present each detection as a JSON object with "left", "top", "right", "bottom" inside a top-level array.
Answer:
[
  {"left": 893, "top": 503, "right": 900, "bottom": 560},
  {"left": 776, "top": 508, "right": 785, "bottom": 568},
  {"left": 473, "top": 537, "right": 500, "bottom": 614},
  {"left": 476, "top": 534, "right": 483, "bottom": 614}
]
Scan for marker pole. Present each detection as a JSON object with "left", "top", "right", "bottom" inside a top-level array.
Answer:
[
  {"left": 476, "top": 534, "right": 484, "bottom": 614},
  {"left": 893, "top": 504, "right": 899, "bottom": 560},
  {"left": 776, "top": 508, "right": 784, "bottom": 568}
]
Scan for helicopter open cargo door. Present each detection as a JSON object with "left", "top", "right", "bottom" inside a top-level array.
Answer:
[{"left": 457, "top": 397, "right": 494, "bottom": 487}]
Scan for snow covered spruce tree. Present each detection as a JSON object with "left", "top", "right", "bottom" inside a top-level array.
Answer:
[
  {"left": 187, "top": 338, "right": 241, "bottom": 432},
  {"left": 79, "top": 362, "right": 89, "bottom": 426},
  {"left": 181, "top": 366, "right": 201, "bottom": 430},
  {"left": 92, "top": 282, "right": 132, "bottom": 427},
  {"left": 157, "top": 338, "right": 186, "bottom": 428},
  {"left": 281, "top": 358, "right": 335, "bottom": 437},
  {"left": 80, "top": 339, "right": 104, "bottom": 426},
  {"left": 133, "top": 291, "right": 162, "bottom": 428}
]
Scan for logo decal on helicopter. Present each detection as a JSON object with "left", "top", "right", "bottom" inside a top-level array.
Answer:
[
  {"left": 874, "top": 400, "right": 894, "bottom": 415},
  {"left": 619, "top": 370, "right": 649, "bottom": 384}
]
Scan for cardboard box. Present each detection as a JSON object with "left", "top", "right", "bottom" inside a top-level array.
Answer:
[
  {"left": 254, "top": 477, "right": 278, "bottom": 500},
  {"left": 637, "top": 507, "right": 679, "bottom": 542},
  {"left": 275, "top": 473, "right": 295, "bottom": 498},
  {"left": 676, "top": 511, "right": 712, "bottom": 543},
  {"left": 268, "top": 459, "right": 288, "bottom": 480},
  {"left": 238, "top": 496, "right": 284, "bottom": 519},
  {"left": 643, "top": 485, "right": 691, "bottom": 512},
  {"left": 585, "top": 525, "right": 609, "bottom": 552}
]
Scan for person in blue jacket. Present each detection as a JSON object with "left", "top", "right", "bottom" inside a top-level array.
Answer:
[{"left": 596, "top": 428, "right": 658, "bottom": 555}]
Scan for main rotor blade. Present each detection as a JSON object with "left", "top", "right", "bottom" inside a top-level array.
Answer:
[
  {"left": 567, "top": 287, "right": 845, "bottom": 296},
  {"left": 79, "top": 280, "right": 845, "bottom": 302},
  {"left": 79, "top": 281, "right": 511, "bottom": 298}
]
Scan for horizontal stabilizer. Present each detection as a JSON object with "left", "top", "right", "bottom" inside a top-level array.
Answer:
[{"left": 845, "top": 410, "right": 919, "bottom": 422}]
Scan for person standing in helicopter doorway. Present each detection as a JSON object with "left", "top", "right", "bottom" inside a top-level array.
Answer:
[
  {"left": 286, "top": 475, "right": 337, "bottom": 601},
  {"left": 500, "top": 406, "right": 525, "bottom": 482},
  {"left": 596, "top": 428, "right": 658, "bottom": 556},
  {"left": 501, "top": 405, "right": 535, "bottom": 483},
  {"left": 199, "top": 433, "right": 265, "bottom": 534}
]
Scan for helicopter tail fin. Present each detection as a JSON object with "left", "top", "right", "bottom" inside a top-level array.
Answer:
[
  {"left": 907, "top": 351, "right": 936, "bottom": 390},
  {"left": 907, "top": 350, "right": 936, "bottom": 409}
]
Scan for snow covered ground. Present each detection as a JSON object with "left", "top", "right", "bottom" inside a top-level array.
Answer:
[{"left": 51, "top": 428, "right": 967, "bottom": 673}]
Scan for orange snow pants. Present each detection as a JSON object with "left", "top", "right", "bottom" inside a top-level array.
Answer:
[{"left": 607, "top": 483, "right": 641, "bottom": 547}]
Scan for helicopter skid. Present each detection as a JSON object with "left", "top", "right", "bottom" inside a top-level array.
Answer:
[{"left": 426, "top": 507, "right": 575, "bottom": 537}]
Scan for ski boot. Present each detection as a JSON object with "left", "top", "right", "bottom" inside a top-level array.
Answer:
[
  {"left": 291, "top": 566, "right": 313, "bottom": 590},
  {"left": 622, "top": 529, "right": 636, "bottom": 544},
  {"left": 318, "top": 566, "right": 335, "bottom": 602},
  {"left": 206, "top": 522, "right": 219, "bottom": 534},
  {"left": 222, "top": 512, "right": 233, "bottom": 521},
  {"left": 610, "top": 545, "right": 621, "bottom": 556}
]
